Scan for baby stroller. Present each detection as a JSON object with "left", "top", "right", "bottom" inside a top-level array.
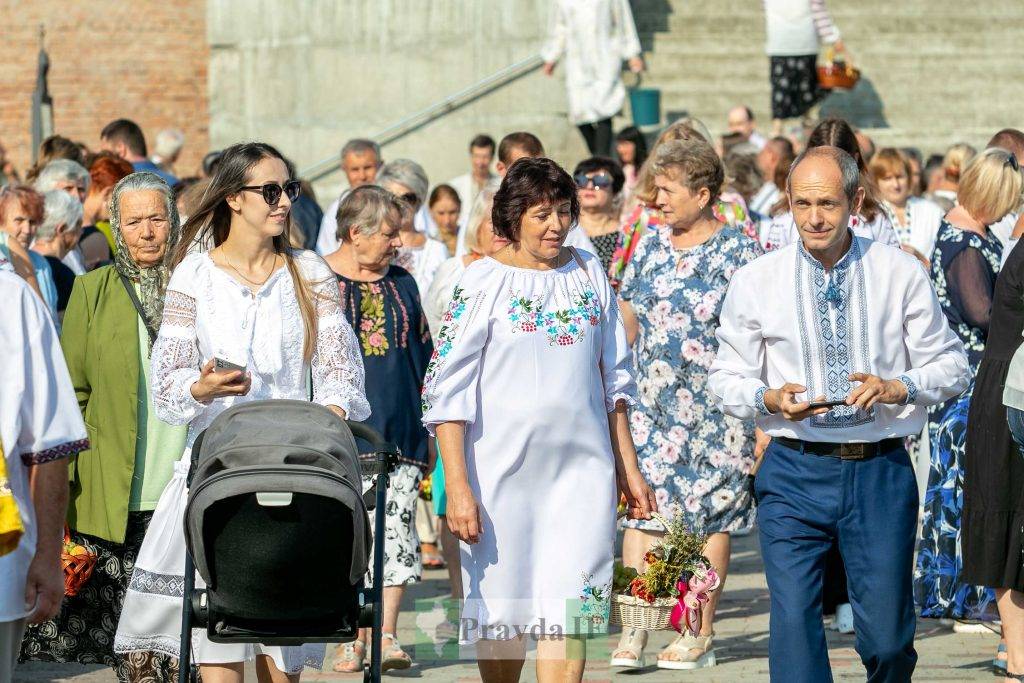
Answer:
[{"left": 178, "top": 399, "right": 399, "bottom": 683}]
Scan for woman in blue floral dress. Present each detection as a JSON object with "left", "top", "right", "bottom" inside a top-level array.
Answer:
[
  {"left": 914, "top": 194, "right": 1003, "bottom": 623},
  {"left": 613, "top": 139, "right": 762, "bottom": 671}
]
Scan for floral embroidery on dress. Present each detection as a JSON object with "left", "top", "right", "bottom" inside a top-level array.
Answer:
[
  {"left": 507, "top": 288, "right": 601, "bottom": 346},
  {"left": 421, "top": 286, "right": 470, "bottom": 412},
  {"left": 577, "top": 572, "right": 611, "bottom": 628},
  {"left": 357, "top": 283, "right": 389, "bottom": 356}
]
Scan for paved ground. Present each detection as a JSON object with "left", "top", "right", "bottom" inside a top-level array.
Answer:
[{"left": 15, "top": 532, "right": 1002, "bottom": 682}]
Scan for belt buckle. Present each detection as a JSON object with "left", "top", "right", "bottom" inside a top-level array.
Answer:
[{"left": 839, "top": 443, "right": 868, "bottom": 460}]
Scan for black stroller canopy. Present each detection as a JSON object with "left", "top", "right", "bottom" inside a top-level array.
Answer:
[{"left": 185, "top": 400, "right": 370, "bottom": 587}]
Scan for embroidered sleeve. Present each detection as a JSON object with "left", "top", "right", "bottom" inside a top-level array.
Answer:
[
  {"left": 708, "top": 269, "right": 771, "bottom": 420},
  {"left": 21, "top": 438, "right": 89, "bottom": 466},
  {"left": 150, "top": 290, "right": 206, "bottom": 425},
  {"left": 896, "top": 375, "right": 918, "bottom": 405},
  {"left": 754, "top": 386, "right": 772, "bottom": 416},
  {"left": 593, "top": 258, "right": 637, "bottom": 411},
  {"left": 310, "top": 276, "right": 371, "bottom": 422},
  {"left": 420, "top": 278, "right": 492, "bottom": 434},
  {"left": 898, "top": 260, "right": 970, "bottom": 407}
]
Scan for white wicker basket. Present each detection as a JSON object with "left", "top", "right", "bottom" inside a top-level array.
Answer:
[
  {"left": 609, "top": 593, "right": 676, "bottom": 630},
  {"left": 609, "top": 512, "right": 677, "bottom": 630}
]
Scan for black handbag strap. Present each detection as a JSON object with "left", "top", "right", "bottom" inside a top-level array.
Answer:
[{"left": 119, "top": 274, "right": 158, "bottom": 343}]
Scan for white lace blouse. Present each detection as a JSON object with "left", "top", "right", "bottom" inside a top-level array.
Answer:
[{"left": 151, "top": 250, "right": 370, "bottom": 447}]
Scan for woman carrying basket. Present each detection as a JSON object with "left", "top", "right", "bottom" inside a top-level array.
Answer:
[
  {"left": 114, "top": 142, "right": 370, "bottom": 682},
  {"left": 422, "top": 157, "right": 656, "bottom": 683}
]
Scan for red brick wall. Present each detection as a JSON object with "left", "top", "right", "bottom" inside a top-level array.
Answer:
[{"left": 0, "top": 0, "right": 208, "bottom": 179}]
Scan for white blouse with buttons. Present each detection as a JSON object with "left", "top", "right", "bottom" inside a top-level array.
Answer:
[{"left": 151, "top": 249, "right": 370, "bottom": 447}]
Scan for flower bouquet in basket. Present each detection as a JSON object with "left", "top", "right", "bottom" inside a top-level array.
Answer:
[{"left": 611, "top": 512, "right": 720, "bottom": 634}]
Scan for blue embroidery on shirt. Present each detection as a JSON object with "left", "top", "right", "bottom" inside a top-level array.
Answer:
[
  {"left": 754, "top": 386, "right": 771, "bottom": 416},
  {"left": 898, "top": 374, "right": 918, "bottom": 404},
  {"left": 796, "top": 239, "right": 875, "bottom": 429}
]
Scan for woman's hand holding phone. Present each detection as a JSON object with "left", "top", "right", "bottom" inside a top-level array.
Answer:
[{"left": 190, "top": 359, "right": 251, "bottom": 403}]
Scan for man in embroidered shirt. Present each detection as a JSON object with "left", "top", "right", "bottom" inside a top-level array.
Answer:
[
  {"left": 709, "top": 146, "right": 968, "bottom": 683},
  {"left": 0, "top": 271, "right": 87, "bottom": 679}
]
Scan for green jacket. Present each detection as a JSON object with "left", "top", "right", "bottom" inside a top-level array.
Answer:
[{"left": 62, "top": 266, "right": 143, "bottom": 543}]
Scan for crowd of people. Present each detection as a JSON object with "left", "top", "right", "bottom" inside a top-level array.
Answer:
[{"left": 1, "top": 5, "right": 1023, "bottom": 683}]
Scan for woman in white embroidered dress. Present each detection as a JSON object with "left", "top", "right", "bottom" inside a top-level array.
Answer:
[
  {"left": 422, "top": 157, "right": 656, "bottom": 683},
  {"left": 869, "top": 148, "right": 944, "bottom": 265},
  {"left": 114, "top": 142, "right": 370, "bottom": 682}
]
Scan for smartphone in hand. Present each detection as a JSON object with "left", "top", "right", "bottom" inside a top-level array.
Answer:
[
  {"left": 807, "top": 399, "right": 848, "bottom": 410},
  {"left": 213, "top": 357, "right": 247, "bottom": 374}
]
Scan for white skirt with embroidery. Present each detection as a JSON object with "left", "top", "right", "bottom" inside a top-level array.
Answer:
[{"left": 113, "top": 451, "right": 324, "bottom": 672}]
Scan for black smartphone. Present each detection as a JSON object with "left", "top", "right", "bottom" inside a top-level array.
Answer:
[
  {"left": 808, "top": 399, "right": 848, "bottom": 410},
  {"left": 213, "top": 357, "right": 246, "bottom": 374}
]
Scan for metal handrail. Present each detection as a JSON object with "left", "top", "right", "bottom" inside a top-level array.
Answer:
[{"left": 300, "top": 53, "right": 545, "bottom": 182}]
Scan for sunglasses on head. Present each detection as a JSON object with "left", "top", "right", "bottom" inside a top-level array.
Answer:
[
  {"left": 239, "top": 180, "right": 302, "bottom": 205},
  {"left": 1003, "top": 151, "right": 1021, "bottom": 173},
  {"left": 397, "top": 191, "right": 420, "bottom": 206},
  {"left": 574, "top": 173, "right": 613, "bottom": 190}
]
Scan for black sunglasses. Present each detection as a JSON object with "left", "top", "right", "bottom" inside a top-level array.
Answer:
[
  {"left": 574, "top": 173, "right": 613, "bottom": 190},
  {"left": 397, "top": 191, "right": 420, "bottom": 206},
  {"left": 239, "top": 180, "right": 302, "bottom": 206},
  {"left": 1003, "top": 151, "right": 1021, "bottom": 173}
]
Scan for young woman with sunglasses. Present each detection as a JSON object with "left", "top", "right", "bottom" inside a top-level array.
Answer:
[
  {"left": 573, "top": 157, "right": 625, "bottom": 272},
  {"left": 114, "top": 142, "right": 370, "bottom": 683}
]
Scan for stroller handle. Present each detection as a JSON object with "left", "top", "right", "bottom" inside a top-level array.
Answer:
[{"left": 345, "top": 420, "right": 390, "bottom": 450}]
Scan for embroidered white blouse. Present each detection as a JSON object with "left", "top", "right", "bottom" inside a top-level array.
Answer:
[
  {"left": 151, "top": 250, "right": 370, "bottom": 447},
  {"left": 393, "top": 237, "right": 450, "bottom": 296},
  {"left": 881, "top": 196, "right": 944, "bottom": 260},
  {"left": 0, "top": 272, "right": 87, "bottom": 620},
  {"left": 709, "top": 235, "right": 969, "bottom": 443},
  {"left": 758, "top": 210, "right": 899, "bottom": 252}
]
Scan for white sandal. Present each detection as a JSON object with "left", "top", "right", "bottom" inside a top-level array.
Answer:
[
  {"left": 610, "top": 627, "right": 648, "bottom": 669},
  {"left": 657, "top": 632, "right": 716, "bottom": 670},
  {"left": 380, "top": 632, "right": 413, "bottom": 671},
  {"left": 331, "top": 639, "right": 365, "bottom": 673}
]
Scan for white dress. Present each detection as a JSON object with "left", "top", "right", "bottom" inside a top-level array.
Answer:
[
  {"left": 421, "top": 250, "right": 636, "bottom": 642},
  {"left": 393, "top": 237, "right": 450, "bottom": 296},
  {"left": 541, "top": 0, "right": 642, "bottom": 125},
  {"left": 424, "top": 256, "right": 467, "bottom": 339},
  {"left": 114, "top": 250, "right": 370, "bottom": 672}
]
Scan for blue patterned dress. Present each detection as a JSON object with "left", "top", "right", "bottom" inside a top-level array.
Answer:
[
  {"left": 619, "top": 225, "right": 762, "bottom": 532},
  {"left": 914, "top": 221, "right": 1001, "bottom": 619}
]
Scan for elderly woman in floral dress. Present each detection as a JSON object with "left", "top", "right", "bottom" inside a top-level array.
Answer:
[{"left": 614, "top": 139, "right": 762, "bottom": 671}]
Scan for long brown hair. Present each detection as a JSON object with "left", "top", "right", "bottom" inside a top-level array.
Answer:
[
  {"left": 173, "top": 142, "right": 320, "bottom": 361},
  {"left": 804, "top": 118, "right": 882, "bottom": 221}
]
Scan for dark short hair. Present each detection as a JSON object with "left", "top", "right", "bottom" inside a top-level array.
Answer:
[
  {"left": 573, "top": 156, "right": 626, "bottom": 195},
  {"left": 469, "top": 134, "right": 496, "bottom": 153},
  {"left": 492, "top": 157, "right": 579, "bottom": 241},
  {"left": 498, "top": 132, "right": 544, "bottom": 166},
  {"left": 615, "top": 125, "right": 648, "bottom": 168},
  {"left": 100, "top": 119, "right": 147, "bottom": 157}
]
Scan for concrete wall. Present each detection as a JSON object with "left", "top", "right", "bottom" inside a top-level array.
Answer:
[
  {"left": 207, "top": 0, "right": 1024, "bottom": 204},
  {"left": 0, "top": 0, "right": 208, "bottom": 178},
  {"left": 207, "top": 0, "right": 586, "bottom": 203},
  {"left": 638, "top": 0, "right": 1024, "bottom": 155}
]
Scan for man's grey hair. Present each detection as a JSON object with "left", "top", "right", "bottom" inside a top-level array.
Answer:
[
  {"left": 336, "top": 185, "right": 405, "bottom": 241},
  {"left": 786, "top": 146, "right": 861, "bottom": 201},
  {"left": 37, "top": 190, "right": 84, "bottom": 241},
  {"left": 341, "top": 138, "right": 381, "bottom": 162},
  {"left": 34, "top": 159, "right": 90, "bottom": 193},
  {"left": 376, "top": 159, "right": 429, "bottom": 205},
  {"left": 153, "top": 129, "right": 185, "bottom": 160}
]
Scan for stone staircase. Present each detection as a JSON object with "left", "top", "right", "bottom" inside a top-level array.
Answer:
[{"left": 631, "top": 0, "right": 1024, "bottom": 154}]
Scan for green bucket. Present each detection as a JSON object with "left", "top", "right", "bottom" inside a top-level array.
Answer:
[{"left": 628, "top": 73, "right": 661, "bottom": 128}]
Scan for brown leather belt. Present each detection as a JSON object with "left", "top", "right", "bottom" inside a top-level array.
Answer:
[{"left": 775, "top": 436, "right": 903, "bottom": 461}]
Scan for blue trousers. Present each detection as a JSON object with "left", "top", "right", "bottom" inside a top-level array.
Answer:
[{"left": 755, "top": 439, "right": 919, "bottom": 683}]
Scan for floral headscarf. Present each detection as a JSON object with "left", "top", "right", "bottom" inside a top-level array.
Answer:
[{"left": 108, "top": 172, "right": 181, "bottom": 340}]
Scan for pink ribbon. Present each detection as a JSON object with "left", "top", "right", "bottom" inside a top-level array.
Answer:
[{"left": 669, "top": 567, "right": 721, "bottom": 635}]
